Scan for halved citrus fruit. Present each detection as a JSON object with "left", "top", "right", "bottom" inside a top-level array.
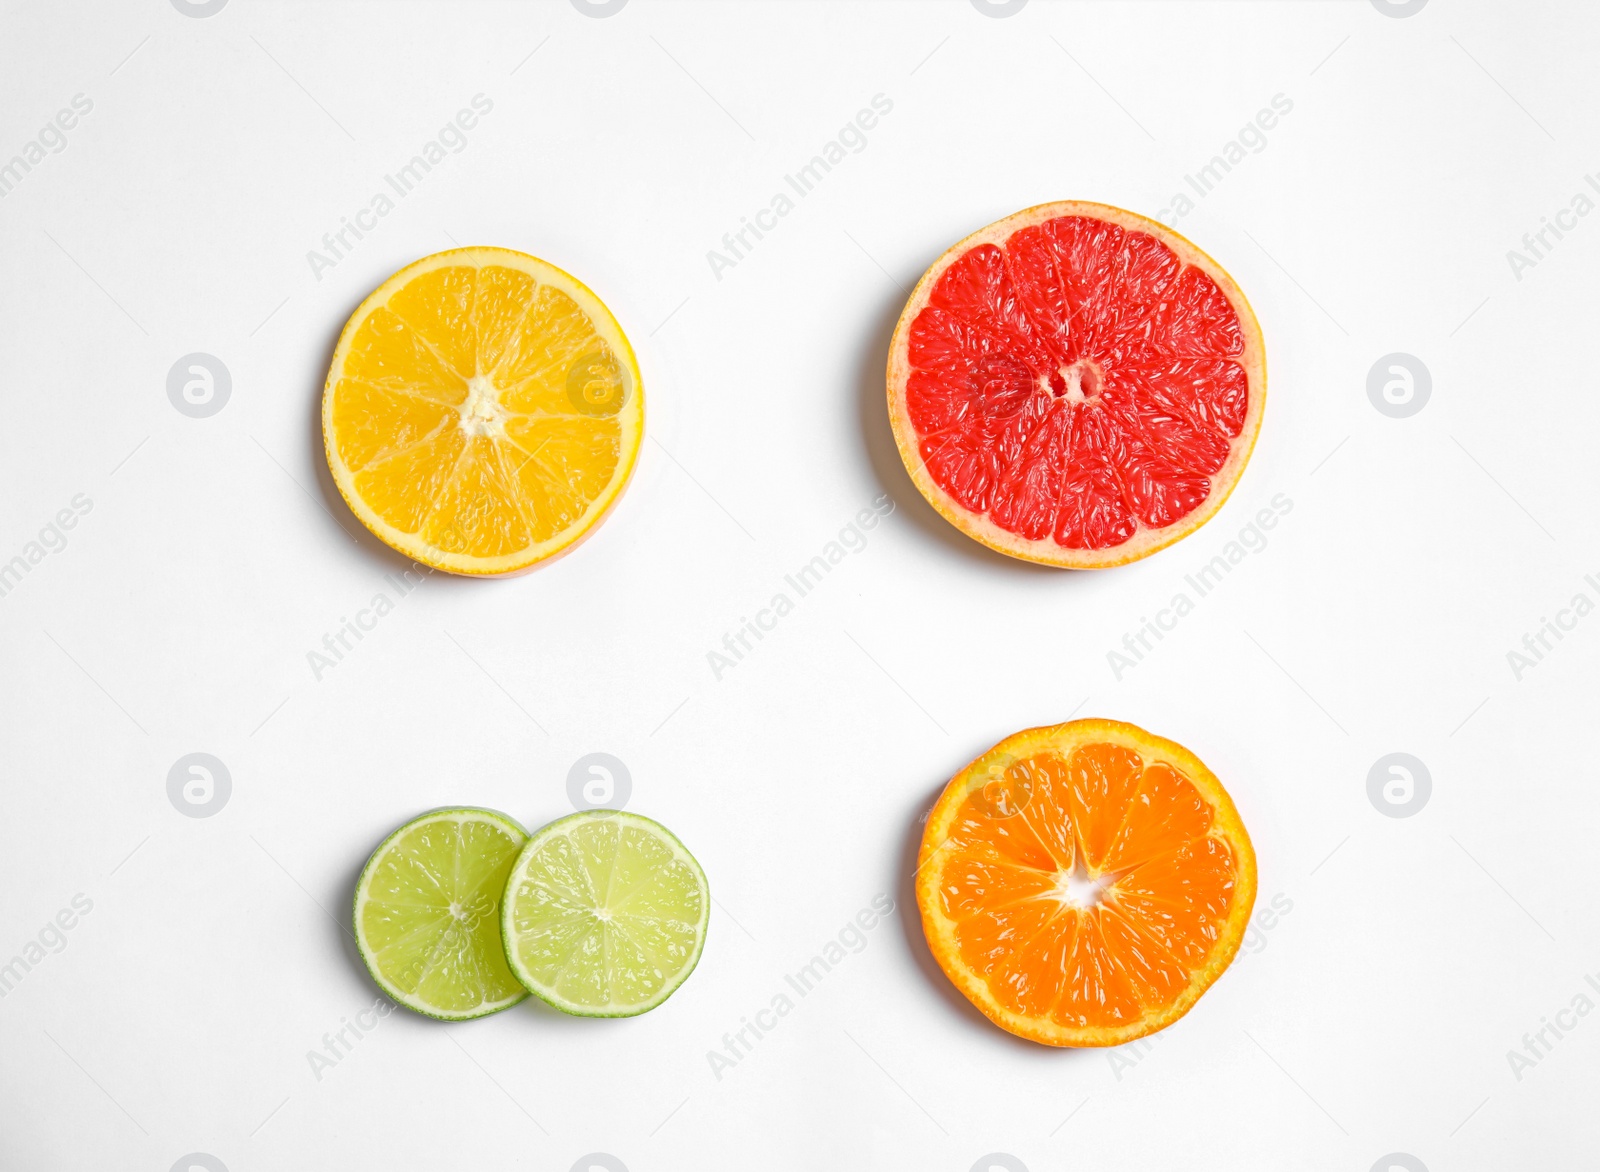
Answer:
[
  {"left": 323, "top": 247, "right": 643, "bottom": 575},
  {"left": 353, "top": 807, "right": 529, "bottom": 1020},
  {"left": 916, "top": 719, "right": 1256, "bottom": 1046},
  {"left": 887, "top": 202, "right": 1265, "bottom": 568},
  {"left": 501, "top": 811, "right": 709, "bottom": 1017}
]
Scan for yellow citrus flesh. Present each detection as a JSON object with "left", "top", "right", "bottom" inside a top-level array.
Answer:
[
  {"left": 323, "top": 248, "right": 643, "bottom": 575},
  {"left": 917, "top": 719, "right": 1256, "bottom": 1047}
]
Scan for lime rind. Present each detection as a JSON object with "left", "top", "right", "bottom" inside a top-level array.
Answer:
[
  {"left": 353, "top": 807, "right": 530, "bottom": 1022},
  {"left": 500, "top": 811, "right": 710, "bottom": 1018}
]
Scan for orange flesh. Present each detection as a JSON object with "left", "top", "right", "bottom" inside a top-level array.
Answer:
[
  {"left": 935, "top": 742, "right": 1241, "bottom": 1035},
  {"left": 332, "top": 266, "right": 623, "bottom": 552},
  {"left": 322, "top": 248, "right": 642, "bottom": 576}
]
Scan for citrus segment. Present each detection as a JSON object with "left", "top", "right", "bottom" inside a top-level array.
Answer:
[
  {"left": 342, "top": 308, "right": 469, "bottom": 399},
  {"left": 353, "top": 808, "right": 529, "bottom": 1021},
  {"left": 917, "top": 719, "right": 1255, "bottom": 1046},
  {"left": 887, "top": 202, "right": 1265, "bottom": 568},
  {"left": 501, "top": 812, "right": 709, "bottom": 1017},
  {"left": 1064, "top": 741, "right": 1144, "bottom": 871},
  {"left": 323, "top": 247, "right": 643, "bottom": 576}
]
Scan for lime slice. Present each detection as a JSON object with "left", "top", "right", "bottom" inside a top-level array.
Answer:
[
  {"left": 353, "top": 808, "right": 529, "bottom": 1020},
  {"left": 501, "top": 811, "right": 709, "bottom": 1017}
]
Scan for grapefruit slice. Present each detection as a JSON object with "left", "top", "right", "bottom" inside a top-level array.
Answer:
[
  {"left": 916, "top": 719, "right": 1256, "bottom": 1047},
  {"left": 887, "top": 202, "right": 1265, "bottom": 568},
  {"left": 323, "top": 247, "right": 643, "bottom": 576}
]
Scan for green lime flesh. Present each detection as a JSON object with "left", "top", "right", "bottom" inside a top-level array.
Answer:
[
  {"left": 501, "top": 811, "right": 709, "bottom": 1017},
  {"left": 353, "top": 808, "right": 529, "bottom": 1020}
]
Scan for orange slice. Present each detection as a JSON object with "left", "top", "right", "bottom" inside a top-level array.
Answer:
[
  {"left": 323, "top": 247, "right": 643, "bottom": 575},
  {"left": 887, "top": 201, "right": 1265, "bottom": 568},
  {"left": 916, "top": 719, "right": 1255, "bottom": 1047}
]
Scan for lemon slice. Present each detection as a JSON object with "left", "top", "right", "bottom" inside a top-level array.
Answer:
[
  {"left": 323, "top": 247, "right": 643, "bottom": 575},
  {"left": 501, "top": 812, "right": 709, "bottom": 1017}
]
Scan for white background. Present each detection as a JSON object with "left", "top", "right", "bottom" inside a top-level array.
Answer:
[{"left": 1, "top": 0, "right": 1595, "bottom": 1168}]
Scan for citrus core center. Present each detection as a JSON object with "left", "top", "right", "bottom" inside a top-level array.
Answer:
[
  {"left": 460, "top": 375, "right": 505, "bottom": 436},
  {"left": 1055, "top": 862, "right": 1113, "bottom": 910}
]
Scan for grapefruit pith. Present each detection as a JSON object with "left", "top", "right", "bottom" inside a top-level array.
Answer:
[
  {"left": 887, "top": 202, "right": 1265, "bottom": 568},
  {"left": 916, "top": 719, "right": 1256, "bottom": 1047}
]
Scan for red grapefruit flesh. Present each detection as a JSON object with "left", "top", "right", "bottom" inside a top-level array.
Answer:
[{"left": 887, "top": 202, "right": 1265, "bottom": 568}]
